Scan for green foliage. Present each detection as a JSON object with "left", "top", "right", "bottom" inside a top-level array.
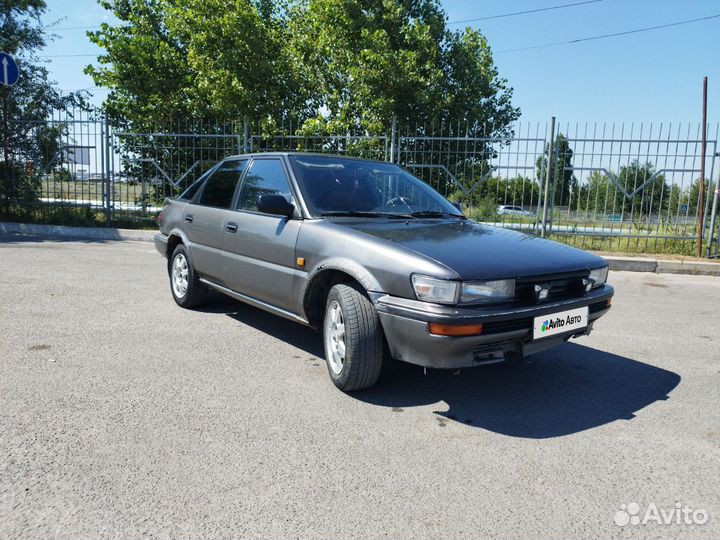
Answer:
[
  {"left": 577, "top": 161, "right": 669, "bottom": 217},
  {"left": 451, "top": 175, "right": 540, "bottom": 207},
  {"left": 289, "top": 0, "right": 519, "bottom": 143},
  {"left": 87, "top": 0, "right": 313, "bottom": 128},
  {"left": 684, "top": 177, "right": 716, "bottom": 213},
  {"left": 549, "top": 234, "right": 698, "bottom": 257},
  {"left": 87, "top": 0, "right": 519, "bottom": 137},
  {"left": 52, "top": 169, "right": 72, "bottom": 182},
  {"left": 0, "top": 0, "right": 88, "bottom": 210},
  {"left": 536, "top": 133, "right": 577, "bottom": 206}
]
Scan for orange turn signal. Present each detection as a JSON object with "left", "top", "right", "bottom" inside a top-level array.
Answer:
[{"left": 428, "top": 323, "right": 484, "bottom": 336}]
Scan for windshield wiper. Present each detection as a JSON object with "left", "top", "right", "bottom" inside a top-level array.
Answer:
[
  {"left": 320, "top": 211, "right": 410, "bottom": 219},
  {"left": 408, "top": 211, "right": 466, "bottom": 219}
]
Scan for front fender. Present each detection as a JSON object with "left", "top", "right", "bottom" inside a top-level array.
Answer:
[{"left": 304, "top": 257, "right": 384, "bottom": 294}]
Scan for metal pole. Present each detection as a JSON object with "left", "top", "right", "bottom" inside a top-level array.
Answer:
[
  {"left": 708, "top": 147, "right": 720, "bottom": 257},
  {"left": 389, "top": 114, "right": 397, "bottom": 164},
  {"left": 541, "top": 116, "right": 556, "bottom": 237},
  {"left": 243, "top": 115, "right": 249, "bottom": 153},
  {"left": 100, "top": 118, "right": 105, "bottom": 219},
  {"left": 697, "top": 77, "right": 708, "bottom": 257},
  {"left": 104, "top": 115, "right": 112, "bottom": 227},
  {"left": 2, "top": 85, "right": 9, "bottom": 217}
]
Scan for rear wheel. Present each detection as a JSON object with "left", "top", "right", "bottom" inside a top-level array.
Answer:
[
  {"left": 169, "top": 244, "right": 207, "bottom": 308},
  {"left": 323, "top": 283, "right": 384, "bottom": 391}
]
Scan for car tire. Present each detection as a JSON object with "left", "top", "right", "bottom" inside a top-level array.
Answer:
[
  {"left": 169, "top": 244, "right": 207, "bottom": 308},
  {"left": 323, "top": 283, "right": 384, "bottom": 392}
]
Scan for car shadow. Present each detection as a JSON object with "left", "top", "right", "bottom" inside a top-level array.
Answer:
[
  {"left": 197, "top": 296, "right": 681, "bottom": 439},
  {"left": 360, "top": 344, "right": 681, "bottom": 438},
  {"left": 196, "top": 294, "right": 324, "bottom": 357}
]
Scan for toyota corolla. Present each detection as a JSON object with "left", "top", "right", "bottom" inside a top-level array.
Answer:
[{"left": 154, "top": 153, "right": 613, "bottom": 391}]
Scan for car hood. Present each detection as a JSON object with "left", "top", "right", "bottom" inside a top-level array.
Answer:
[{"left": 344, "top": 219, "right": 607, "bottom": 280}]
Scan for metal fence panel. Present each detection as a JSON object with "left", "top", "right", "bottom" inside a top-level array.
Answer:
[{"left": 3, "top": 112, "right": 719, "bottom": 257}]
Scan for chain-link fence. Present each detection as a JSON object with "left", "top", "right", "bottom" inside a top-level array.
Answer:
[{"left": 2, "top": 112, "right": 719, "bottom": 257}]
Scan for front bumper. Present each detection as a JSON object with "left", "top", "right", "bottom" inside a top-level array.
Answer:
[
  {"left": 154, "top": 233, "right": 169, "bottom": 257},
  {"left": 372, "top": 285, "right": 614, "bottom": 369}
]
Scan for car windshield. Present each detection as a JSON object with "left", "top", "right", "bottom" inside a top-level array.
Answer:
[{"left": 289, "top": 155, "right": 462, "bottom": 218}]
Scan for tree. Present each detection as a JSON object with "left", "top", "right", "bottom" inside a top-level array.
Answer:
[
  {"left": 450, "top": 175, "right": 540, "bottom": 214},
  {"left": 577, "top": 161, "right": 670, "bottom": 219},
  {"left": 536, "top": 133, "right": 577, "bottom": 207},
  {"left": 86, "top": 0, "right": 312, "bottom": 129},
  {"left": 88, "top": 0, "right": 519, "bottom": 135},
  {"left": 685, "top": 177, "right": 716, "bottom": 215},
  {"left": 616, "top": 161, "right": 668, "bottom": 218},
  {"left": 87, "top": 0, "right": 519, "bottom": 196},
  {"left": 1, "top": 0, "right": 87, "bottom": 212},
  {"left": 289, "top": 0, "right": 519, "bottom": 135}
]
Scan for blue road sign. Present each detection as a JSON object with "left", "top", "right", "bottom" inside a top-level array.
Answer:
[{"left": 0, "top": 52, "right": 19, "bottom": 87}]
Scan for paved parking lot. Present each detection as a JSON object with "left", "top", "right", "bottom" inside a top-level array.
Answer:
[{"left": 1, "top": 234, "right": 719, "bottom": 539}]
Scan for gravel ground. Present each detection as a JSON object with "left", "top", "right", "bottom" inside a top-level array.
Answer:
[{"left": 1, "top": 234, "right": 718, "bottom": 540}]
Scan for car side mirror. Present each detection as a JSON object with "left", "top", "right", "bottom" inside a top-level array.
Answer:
[
  {"left": 257, "top": 194, "right": 294, "bottom": 218},
  {"left": 451, "top": 202, "right": 463, "bottom": 212}
]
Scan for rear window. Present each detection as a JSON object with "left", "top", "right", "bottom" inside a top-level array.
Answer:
[
  {"left": 178, "top": 179, "right": 204, "bottom": 201},
  {"left": 197, "top": 159, "right": 248, "bottom": 209}
]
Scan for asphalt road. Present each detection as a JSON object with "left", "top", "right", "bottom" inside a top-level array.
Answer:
[{"left": 1, "top": 234, "right": 718, "bottom": 540}]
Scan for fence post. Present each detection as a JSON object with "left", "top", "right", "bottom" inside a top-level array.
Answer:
[
  {"left": 104, "top": 115, "right": 112, "bottom": 227},
  {"left": 708, "top": 154, "right": 720, "bottom": 257},
  {"left": 389, "top": 114, "right": 397, "bottom": 164},
  {"left": 541, "top": 116, "right": 556, "bottom": 237},
  {"left": 243, "top": 115, "right": 249, "bottom": 153},
  {"left": 697, "top": 77, "right": 708, "bottom": 257}
]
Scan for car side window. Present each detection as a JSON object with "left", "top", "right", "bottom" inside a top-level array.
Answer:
[
  {"left": 178, "top": 179, "right": 204, "bottom": 201},
  {"left": 198, "top": 159, "right": 248, "bottom": 209},
  {"left": 237, "top": 159, "right": 292, "bottom": 212}
]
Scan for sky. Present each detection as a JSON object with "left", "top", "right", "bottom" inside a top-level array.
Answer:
[{"left": 39, "top": 0, "right": 720, "bottom": 124}]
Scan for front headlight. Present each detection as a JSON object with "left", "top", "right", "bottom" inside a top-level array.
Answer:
[
  {"left": 460, "top": 279, "right": 515, "bottom": 304},
  {"left": 588, "top": 266, "right": 609, "bottom": 289},
  {"left": 411, "top": 275, "right": 459, "bottom": 304}
]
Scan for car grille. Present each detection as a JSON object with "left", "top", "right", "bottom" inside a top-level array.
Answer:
[
  {"left": 514, "top": 270, "right": 589, "bottom": 303},
  {"left": 483, "top": 318, "right": 533, "bottom": 334},
  {"left": 482, "top": 298, "right": 610, "bottom": 336},
  {"left": 589, "top": 299, "right": 611, "bottom": 314},
  {"left": 473, "top": 338, "right": 524, "bottom": 357}
]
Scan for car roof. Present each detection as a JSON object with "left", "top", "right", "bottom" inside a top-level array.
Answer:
[{"left": 221, "top": 151, "right": 391, "bottom": 165}]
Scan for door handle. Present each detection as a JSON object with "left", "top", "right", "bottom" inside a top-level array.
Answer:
[
  {"left": 184, "top": 215, "right": 194, "bottom": 223},
  {"left": 226, "top": 222, "right": 238, "bottom": 233}
]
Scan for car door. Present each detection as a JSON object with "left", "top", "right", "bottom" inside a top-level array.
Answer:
[
  {"left": 183, "top": 159, "right": 248, "bottom": 283},
  {"left": 221, "top": 157, "right": 303, "bottom": 312}
]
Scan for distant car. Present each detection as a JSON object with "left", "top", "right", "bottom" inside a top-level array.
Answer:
[
  {"left": 498, "top": 205, "right": 532, "bottom": 217},
  {"left": 154, "top": 153, "right": 613, "bottom": 392}
]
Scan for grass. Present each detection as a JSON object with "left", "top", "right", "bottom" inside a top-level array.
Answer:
[
  {"left": 2, "top": 202, "right": 715, "bottom": 255},
  {"left": 464, "top": 209, "right": 699, "bottom": 237},
  {"left": 39, "top": 179, "right": 153, "bottom": 205},
  {"left": 548, "top": 233, "right": 699, "bottom": 257},
  {"left": 2, "top": 206, "right": 159, "bottom": 230}
]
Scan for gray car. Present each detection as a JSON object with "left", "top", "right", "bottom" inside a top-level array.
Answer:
[{"left": 154, "top": 152, "right": 613, "bottom": 391}]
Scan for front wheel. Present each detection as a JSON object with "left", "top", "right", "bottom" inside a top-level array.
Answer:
[{"left": 323, "top": 283, "right": 384, "bottom": 391}]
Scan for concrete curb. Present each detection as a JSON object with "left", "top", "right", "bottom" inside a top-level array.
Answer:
[
  {"left": 2, "top": 221, "right": 719, "bottom": 276},
  {"left": 604, "top": 256, "right": 720, "bottom": 276},
  {"left": 0, "top": 222, "right": 156, "bottom": 242}
]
